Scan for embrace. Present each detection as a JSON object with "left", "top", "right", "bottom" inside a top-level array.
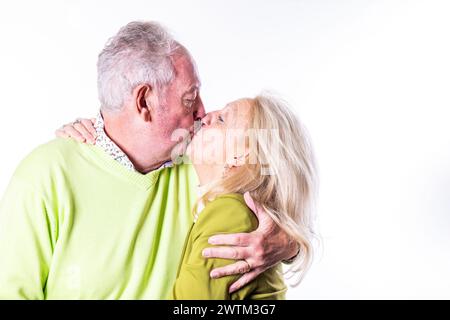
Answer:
[{"left": 0, "top": 21, "right": 317, "bottom": 299}]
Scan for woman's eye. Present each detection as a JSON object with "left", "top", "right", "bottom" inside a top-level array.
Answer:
[{"left": 218, "top": 115, "right": 225, "bottom": 123}]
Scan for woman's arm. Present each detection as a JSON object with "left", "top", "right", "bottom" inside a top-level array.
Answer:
[
  {"left": 172, "top": 194, "right": 285, "bottom": 300},
  {"left": 172, "top": 194, "right": 257, "bottom": 300}
]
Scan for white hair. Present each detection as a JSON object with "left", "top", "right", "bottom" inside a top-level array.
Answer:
[{"left": 97, "top": 21, "right": 181, "bottom": 112}]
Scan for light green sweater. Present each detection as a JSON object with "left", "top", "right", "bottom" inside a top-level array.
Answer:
[{"left": 0, "top": 138, "right": 197, "bottom": 299}]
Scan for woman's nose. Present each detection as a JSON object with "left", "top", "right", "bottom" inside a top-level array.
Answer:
[
  {"left": 201, "top": 113, "right": 213, "bottom": 126},
  {"left": 202, "top": 110, "right": 221, "bottom": 127}
]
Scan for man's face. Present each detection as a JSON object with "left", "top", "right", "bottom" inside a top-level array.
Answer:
[{"left": 154, "top": 53, "right": 206, "bottom": 153}]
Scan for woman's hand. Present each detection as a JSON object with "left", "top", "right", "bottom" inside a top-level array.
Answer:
[
  {"left": 203, "top": 191, "right": 300, "bottom": 293},
  {"left": 55, "top": 118, "right": 97, "bottom": 144}
]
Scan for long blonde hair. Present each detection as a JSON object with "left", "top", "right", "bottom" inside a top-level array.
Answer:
[{"left": 198, "top": 91, "right": 318, "bottom": 285}]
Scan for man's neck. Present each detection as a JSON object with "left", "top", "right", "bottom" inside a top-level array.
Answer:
[{"left": 102, "top": 114, "right": 170, "bottom": 174}]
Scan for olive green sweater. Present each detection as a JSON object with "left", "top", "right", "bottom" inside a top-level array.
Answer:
[{"left": 171, "top": 193, "right": 286, "bottom": 300}]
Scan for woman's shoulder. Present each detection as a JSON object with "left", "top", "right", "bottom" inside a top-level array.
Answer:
[
  {"left": 212, "top": 193, "right": 247, "bottom": 206},
  {"left": 202, "top": 193, "right": 249, "bottom": 213},
  {"left": 194, "top": 193, "right": 259, "bottom": 235}
]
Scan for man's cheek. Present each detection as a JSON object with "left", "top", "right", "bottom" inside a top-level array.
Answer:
[{"left": 178, "top": 117, "right": 194, "bottom": 131}]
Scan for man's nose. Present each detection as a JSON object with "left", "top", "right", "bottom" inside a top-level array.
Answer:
[{"left": 196, "top": 97, "right": 206, "bottom": 120}]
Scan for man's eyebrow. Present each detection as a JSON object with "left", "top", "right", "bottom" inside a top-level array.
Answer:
[{"left": 184, "top": 84, "right": 199, "bottom": 95}]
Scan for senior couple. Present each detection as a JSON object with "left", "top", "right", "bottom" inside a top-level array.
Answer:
[{"left": 0, "top": 21, "right": 317, "bottom": 299}]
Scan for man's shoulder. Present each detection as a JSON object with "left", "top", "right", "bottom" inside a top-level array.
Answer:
[
  {"left": 14, "top": 138, "right": 83, "bottom": 179},
  {"left": 22, "top": 137, "right": 80, "bottom": 163}
]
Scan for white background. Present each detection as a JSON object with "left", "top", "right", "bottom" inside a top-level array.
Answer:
[{"left": 0, "top": 0, "right": 449, "bottom": 299}]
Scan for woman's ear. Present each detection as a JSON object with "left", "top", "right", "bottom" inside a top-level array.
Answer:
[
  {"left": 135, "top": 84, "right": 153, "bottom": 122},
  {"left": 232, "top": 152, "right": 250, "bottom": 167}
]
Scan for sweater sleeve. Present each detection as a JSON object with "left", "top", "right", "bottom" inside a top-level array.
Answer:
[
  {"left": 172, "top": 194, "right": 286, "bottom": 300},
  {"left": 172, "top": 195, "right": 256, "bottom": 300},
  {"left": 0, "top": 176, "right": 55, "bottom": 299}
]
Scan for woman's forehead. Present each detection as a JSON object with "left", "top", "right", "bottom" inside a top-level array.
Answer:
[
  {"left": 224, "top": 98, "right": 253, "bottom": 114},
  {"left": 223, "top": 99, "right": 254, "bottom": 127}
]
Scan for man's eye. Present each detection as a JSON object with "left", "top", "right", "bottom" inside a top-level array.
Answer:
[{"left": 184, "top": 99, "right": 194, "bottom": 108}]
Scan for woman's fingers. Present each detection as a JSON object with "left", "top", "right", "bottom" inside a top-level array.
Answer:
[
  {"left": 74, "top": 121, "right": 96, "bottom": 144},
  {"left": 55, "top": 127, "right": 69, "bottom": 138},
  {"left": 60, "top": 124, "right": 86, "bottom": 142},
  {"left": 55, "top": 117, "right": 97, "bottom": 144},
  {"left": 55, "top": 118, "right": 97, "bottom": 144},
  {"left": 210, "top": 260, "right": 252, "bottom": 279},
  {"left": 80, "top": 118, "right": 97, "bottom": 138}
]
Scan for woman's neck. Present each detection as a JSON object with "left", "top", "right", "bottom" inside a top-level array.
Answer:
[{"left": 193, "top": 163, "right": 224, "bottom": 187}]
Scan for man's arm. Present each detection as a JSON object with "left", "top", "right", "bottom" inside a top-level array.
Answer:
[
  {"left": 0, "top": 176, "right": 54, "bottom": 299},
  {"left": 202, "top": 192, "right": 299, "bottom": 293}
]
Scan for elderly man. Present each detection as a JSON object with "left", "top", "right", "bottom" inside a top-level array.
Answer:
[{"left": 0, "top": 21, "right": 298, "bottom": 299}]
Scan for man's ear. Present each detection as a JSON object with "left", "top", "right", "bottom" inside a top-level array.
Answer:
[{"left": 134, "top": 84, "right": 153, "bottom": 122}]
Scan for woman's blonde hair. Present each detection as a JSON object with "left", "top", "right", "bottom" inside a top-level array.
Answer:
[{"left": 198, "top": 91, "right": 318, "bottom": 285}]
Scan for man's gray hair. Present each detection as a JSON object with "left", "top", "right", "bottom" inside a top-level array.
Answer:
[{"left": 97, "top": 21, "right": 180, "bottom": 112}]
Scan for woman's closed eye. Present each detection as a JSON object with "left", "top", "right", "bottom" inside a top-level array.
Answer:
[{"left": 218, "top": 115, "right": 225, "bottom": 123}]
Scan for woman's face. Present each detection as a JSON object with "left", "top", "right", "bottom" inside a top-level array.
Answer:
[{"left": 187, "top": 98, "right": 254, "bottom": 167}]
